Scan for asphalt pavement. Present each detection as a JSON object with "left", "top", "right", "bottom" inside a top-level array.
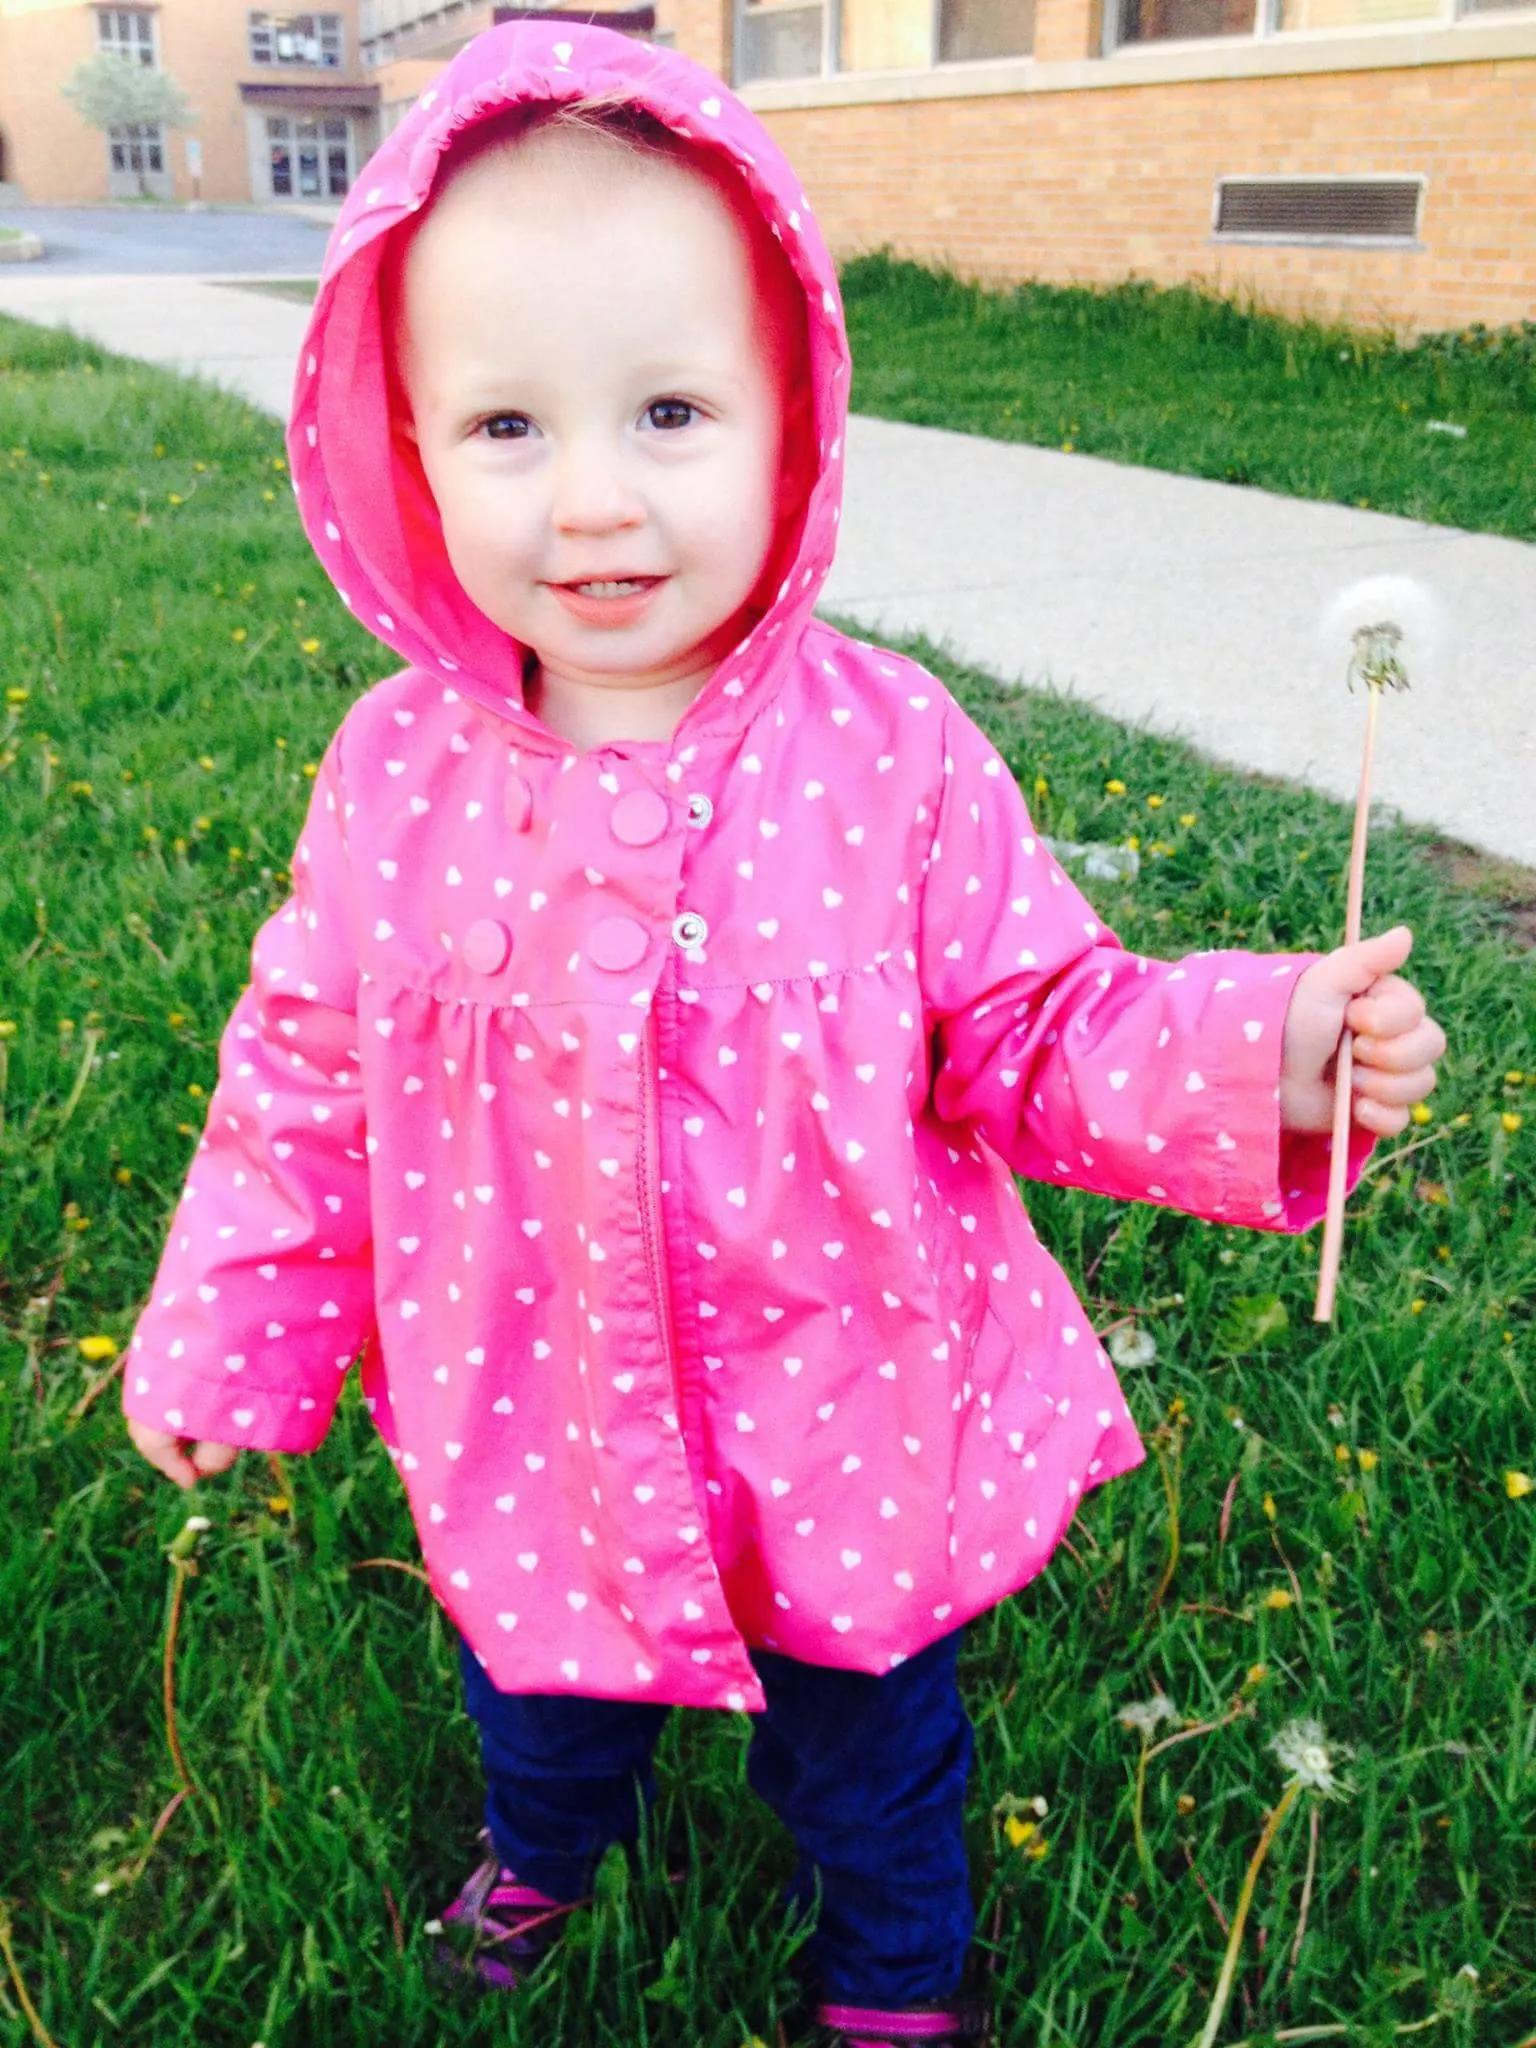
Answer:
[{"left": 0, "top": 203, "right": 329, "bottom": 275}]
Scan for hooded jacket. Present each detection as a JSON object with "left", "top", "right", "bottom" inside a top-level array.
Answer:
[{"left": 123, "top": 22, "right": 1364, "bottom": 1712}]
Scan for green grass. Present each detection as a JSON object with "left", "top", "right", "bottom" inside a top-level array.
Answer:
[
  {"left": 843, "top": 254, "right": 1536, "bottom": 542},
  {"left": 2, "top": 314, "right": 1535, "bottom": 2048}
]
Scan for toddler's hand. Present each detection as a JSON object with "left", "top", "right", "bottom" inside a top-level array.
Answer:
[
  {"left": 127, "top": 1417, "right": 242, "bottom": 1492},
  {"left": 1279, "top": 925, "right": 1446, "bottom": 1137}
]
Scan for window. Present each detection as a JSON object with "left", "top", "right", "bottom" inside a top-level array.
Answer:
[
  {"left": 265, "top": 112, "right": 353, "bottom": 197},
  {"left": 734, "top": 0, "right": 1033, "bottom": 82},
  {"left": 96, "top": 7, "right": 156, "bottom": 64},
  {"left": 1115, "top": 0, "right": 1452, "bottom": 44},
  {"left": 1274, "top": 0, "right": 1438, "bottom": 26},
  {"left": 109, "top": 122, "right": 164, "bottom": 172},
  {"left": 249, "top": 11, "right": 344, "bottom": 67},
  {"left": 1115, "top": 0, "right": 1254, "bottom": 40}
]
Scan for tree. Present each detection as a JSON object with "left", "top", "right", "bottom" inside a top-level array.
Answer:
[{"left": 61, "top": 55, "right": 196, "bottom": 198}]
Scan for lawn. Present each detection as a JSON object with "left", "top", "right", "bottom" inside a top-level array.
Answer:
[{"left": 2, "top": 315, "right": 1534, "bottom": 2048}]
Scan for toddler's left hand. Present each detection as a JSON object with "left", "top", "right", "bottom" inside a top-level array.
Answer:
[{"left": 1279, "top": 925, "right": 1446, "bottom": 1137}]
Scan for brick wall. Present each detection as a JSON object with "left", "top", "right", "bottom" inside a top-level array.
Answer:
[{"left": 756, "top": 59, "right": 1536, "bottom": 335}]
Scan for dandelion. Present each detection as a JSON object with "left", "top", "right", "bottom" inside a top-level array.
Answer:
[
  {"left": 1179, "top": 812, "right": 1196, "bottom": 827},
  {"left": 232, "top": 627, "right": 248, "bottom": 643},
  {"left": 0, "top": 1020, "right": 15, "bottom": 1038},
  {"left": 1108, "top": 1325, "right": 1157, "bottom": 1369},
  {"left": 1334, "top": 1443, "right": 1352, "bottom": 1465},
  {"left": 6, "top": 686, "right": 28, "bottom": 704},
  {"left": 1271, "top": 1717, "right": 1354, "bottom": 1798},
  {"left": 1505, "top": 1070, "right": 1526, "bottom": 1085},
  {"left": 1195, "top": 1719, "right": 1352, "bottom": 2048},
  {"left": 167, "top": 492, "right": 184, "bottom": 506},
  {"left": 78, "top": 1335, "right": 118, "bottom": 1362},
  {"left": 303, "top": 762, "right": 318, "bottom": 779},
  {"left": 1244, "top": 1663, "right": 1269, "bottom": 1689},
  {"left": 198, "top": 754, "right": 216, "bottom": 770},
  {"left": 1023, "top": 1835, "right": 1050, "bottom": 1861},
  {"left": 300, "top": 637, "right": 321, "bottom": 654},
  {"left": 1262, "top": 1492, "right": 1277, "bottom": 1522},
  {"left": 1146, "top": 793, "right": 1164, "bottom": 809},
  {"left": 262, "top": 488, "right": 276, "bottom": 502},
  {"left": 1502, "top": 1112, "right": 1522, "bottom": 1133},
  {"left": 1176, "top": 1793, "right": 1196, "bottom": 1816},
  {"left": 1505, "top": 1470, "right": 1532, "bottom": 1499},
  {"left": 1410, "top": 1103, "right": 1433, "bottom": 1125},
  {"left": 1261, "top": 1587, "right": 1294, "bottom": 1610},
  {"left": 115, "top": 1166, "right": 132, "bottom": 1184},
  {"left": 1033, "top": 775, "right": 1049, "bottom": 800},
  {"left": 1357, "top": 1449, "right": 1379, "bottom": 1472},
  {"left": 1003, "top": 1813, "right": 1036, "bottom": 1848},
  {"left": 1105, "top": 778, "right": 1126, "bottom": 795}
]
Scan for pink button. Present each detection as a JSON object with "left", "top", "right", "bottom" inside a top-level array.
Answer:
[
  {"left": 505, "top": 769, "right": 532, "bottom": 832},
  {"left": 462, "top": 918, "right": 512, "bottom": 976},
  {"left": 610, "top": 789, "right": 669, "bottom": 847},
  {"left": 587, "top": 915, "right": 649, "bottom": 973}
]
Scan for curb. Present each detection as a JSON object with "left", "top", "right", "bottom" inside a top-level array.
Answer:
[{"left": 0, "top": 232, "right": 44, "bottom": 263}]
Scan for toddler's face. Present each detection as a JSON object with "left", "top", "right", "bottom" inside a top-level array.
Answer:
[{"left": 395, "top": 127, "right": 792, "bottom": 726}]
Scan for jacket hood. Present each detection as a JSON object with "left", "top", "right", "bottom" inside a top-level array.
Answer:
[{"left": 287, "top": 21, "right": 851, "bottom": 746}]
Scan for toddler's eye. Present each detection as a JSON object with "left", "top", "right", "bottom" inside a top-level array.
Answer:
[
  {"left": 480, "top": 413, "right": 533, "bottom": 441},
  {"left": 645, "top": 399, "right": 697, "bottom": 432}
]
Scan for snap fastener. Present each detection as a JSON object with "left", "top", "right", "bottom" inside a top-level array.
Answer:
[
  {"left": 686, "top": 793, "right": 713, "bottom": 830},
  {"left": 671, "top": 910, "right": 708, "bottom": 950},
  {"left": 588, "top": 914, "right": 649, "bottom": 972},
  {"left": 611, "top": 789, "right": 669, "bottom": 847},
  {"left": 462, "top": 917, "right": 511, "bottom": 976},
  {"left": 505, "top": 766, "right": 532, "bottom": 832}
]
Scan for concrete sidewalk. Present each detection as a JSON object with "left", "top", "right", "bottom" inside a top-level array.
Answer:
[{"left": 2, "top": 270, "right": 1532, "bottom": 868}]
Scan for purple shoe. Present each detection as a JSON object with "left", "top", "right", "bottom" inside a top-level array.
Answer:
[
  {"left": 428, "top": 1828, "right": 580, "bottom": 1992},
  {"left": 815, "top": 1998, "right": 991, "bottom": 2047}
]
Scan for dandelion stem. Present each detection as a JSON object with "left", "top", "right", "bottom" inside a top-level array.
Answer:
[
  {"left": 351, "top": 1557, "right": 432, "bottom": 1586},
  {"left": 1287, "top": 1803, "right": 1321, "bottom": 1986},
  {"left": 1194, "top": 1778, "right": 1302, "bottom": 2048},
  {"left": 1315, "top": 680, "right": 1382, "bottom": 1324},
  {"left": 1219, "top": 2021, "right": 1446, "bottom": 2047},
  {"left": 164, "top": 1561, "right": 198, "bottom": 1799},
  {"left": 1149, "top": 1430, "right": 1182, "bottom": 1615},
  {"left": 1132, "top": 1737, "right": 1154, "bottom": 1883},
  {"left": 56, "top": 1026, "right": 103, "bottom": 1131},
  {"left": 0, "top": 1900, "right": 63, "bottom": 2048}
]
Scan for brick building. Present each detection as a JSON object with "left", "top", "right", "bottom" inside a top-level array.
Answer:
[
  {"left": 2, "top": 0, "right": 1531, "bottom": 331},
  {"left": 0, "top": 1, "right": 379, "bottom": 204}
]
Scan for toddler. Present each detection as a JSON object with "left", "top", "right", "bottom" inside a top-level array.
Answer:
[{"left": 123, "top": 24, "right": 1444, "bottom": 2045}]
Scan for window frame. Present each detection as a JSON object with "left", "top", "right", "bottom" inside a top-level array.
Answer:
[
  {"left": 108, "top": 120, "right": 166, "bottom": 172},
  {"left": 733, "top": 0, "right": 1036, "bottom": 83},
  {"left": 247, "top": 10, "right": 346, "bottom": 69},
  {"left": 1100, "top": 0, "right": 1484, "bottom": 54},
  {"left": 95, "top": 7, "right": 159, "bottom": 66}
]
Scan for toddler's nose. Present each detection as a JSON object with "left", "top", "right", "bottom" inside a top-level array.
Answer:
[{"left": 551, "top": 439, "right": 644, "bottom": 536}]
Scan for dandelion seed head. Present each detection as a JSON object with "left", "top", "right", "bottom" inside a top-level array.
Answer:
[
  {"left": 1119, "top": 1694, "right": 1178, "bottom": 1736},
  {"left": 1270, "top": 1716, "right": 1353, "bottom": 1797},
  {"left": 1318, "top": 575, "right": 1447, "bottom": 696}
]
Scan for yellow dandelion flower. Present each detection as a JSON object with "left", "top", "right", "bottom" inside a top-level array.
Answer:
[
  {"left": 187, "top": 1082, "right": 205, "bottom": 1098},
  {"left": 262, "top": 489, "right": 276, "bottom": 502},
  {"left": 1004, "top": 1814, "right": 1037, "bottom": 1848},
  {"left": 1502, "top": 1112, "right": 1522, "bottom": 1133},
  {"left": 1060, "top": 440, "right": 1074, "bottom": 453},
  {"left": 1126, "top": 833, "right": 1140, "bottom": 851},
  {"left": 1261, "top": 1587, "right": 1294, "bottom": 1610},
  {"left": 1245, "top": 1663, "right": 1269, "bottom": 1688},
  {"left": 1176, "top": 1793, "right": 1196, "bottom": 1816},
  {"left": 231, "top": 627, "right": 248, "bottom": 644},
  {"left": 1505, "top": 1070, "right": 1525, "bottom": 1085},
  {"left": 276, "top": 736, "right": 288, "bottom": 749},
  {"left": 167, "top": 492, "right": 183, "bottom": 506},
  {"left": 0, "top": 1021, "right": 16, "bottom": 1039},
  {"left": 1334, "top": 1443, "right": 1352, "bottom": 1465},
  {"left": 176, "top": 1121, "right": 195, "bottom": 1136},
  {"left": 1357, "top": 1449, "right": 1379, "bottom": 1472},
  {"left": 167, "top": 1011, "right": 185, "bottom": 1027},
  {"left": 1105, "top": 778, "right": 1126, "bottom": 795},
  {"left": 6, "top": 686, "right": 28, "bottom": 704},
  {"left": 1262, "top": 1492, "right": 1277, "bottom": 1522},
  {"left": 267, "top": 1496, "right": 292, "bottom": 1515},
  {"left": 115, "top": 1166, "right": 133, "bottom": 1185},
  {"left": 1410, "top": 1103, "right": 1432, "bottom": 1126},
  {"left": 198, "top": 754, "right": 216, "bottom": 771},
  {"left": 1410, "top": 1298, "right": 1425, "bottom": 1314},
  {"left": 193, "top": 461, "right": 207, "bottom": 473},
  {"left": 1179, "top": 812, "right": 1196, "bottom": 827},
  {"left": 195, "top": 815, "right": 211, "bottom": 832},
  {"left": 300, "top": 637, "right": 321, "bottom": 654},
  {"left": 1146, "top": 794, "right": 1165, "bottom": 809},
  {"left": 70, "top": 780, "right": 93, "bottom": 796},
  {"left": 1505, "top": 1470, "right": 1533, "bottom": 1499},
  {"left": 1024, "top": 1835, "right": 1051, "bottom": 1861},
  {"left": 303, "top": 762, "right": 318, "bottom": 778},
  {"left": 77, "top": 1335, "right": 118, "bottom": 1362},
  {"left": 272, "top": 456, "right": 287, "bottom": 472},
  {"left": 1034, "top": 776, "right": 1049, "bottom": 800},
  {"left": 1437, "top": 1246, "right": 1451, "bottom": 1261}
]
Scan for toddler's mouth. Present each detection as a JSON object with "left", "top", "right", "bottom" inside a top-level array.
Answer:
[{"left": 561, "top": 577, "right": 661, "bottom": 599}]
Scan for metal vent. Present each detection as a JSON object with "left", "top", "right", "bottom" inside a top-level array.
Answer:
[{"left": 1214, "top": 177, "right": 1424, "bottom": 246}]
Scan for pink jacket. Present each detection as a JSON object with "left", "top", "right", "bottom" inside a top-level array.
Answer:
[{"left": 123, "top": 23, "right": 1362, "bottom": 1712}]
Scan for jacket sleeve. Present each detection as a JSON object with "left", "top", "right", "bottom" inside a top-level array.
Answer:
[
  {"left": 122, "top": 725, "right": 376, "bottom": 1452},
  {"left": 918, "top": 698, "right": 1371, "bottom": 1232}
]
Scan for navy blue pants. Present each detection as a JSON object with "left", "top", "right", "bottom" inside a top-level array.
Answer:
[{"left": 458, "top": 1628, "right": 975, "bottom": 2008}]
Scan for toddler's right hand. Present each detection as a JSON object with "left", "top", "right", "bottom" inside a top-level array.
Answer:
[{"left": 127, "top": 1418, "right": 242, "bottom": 1491}]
